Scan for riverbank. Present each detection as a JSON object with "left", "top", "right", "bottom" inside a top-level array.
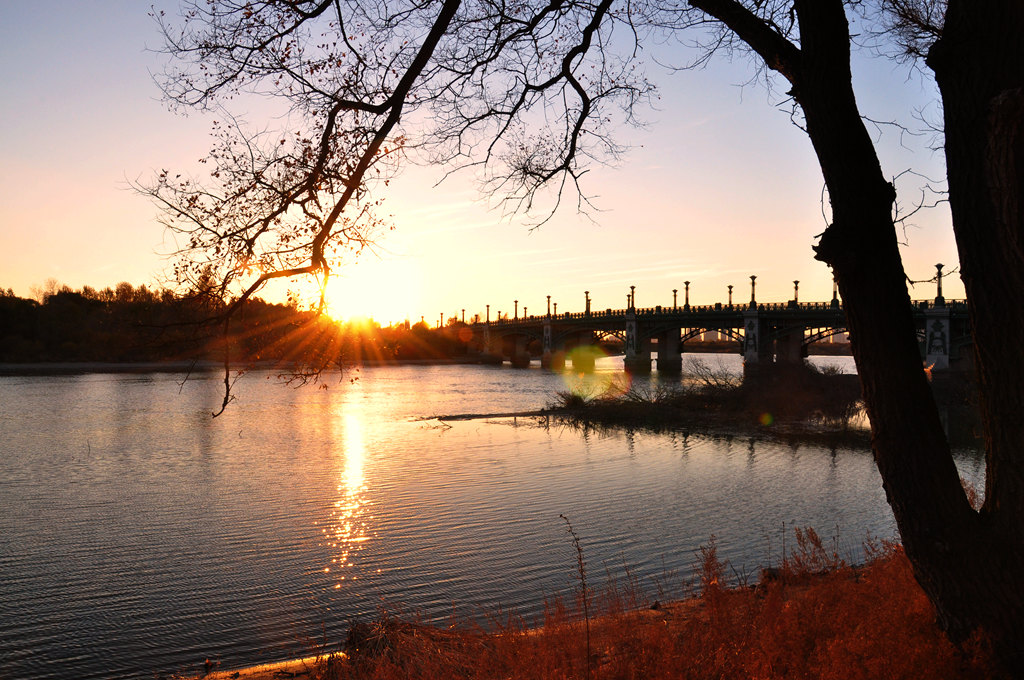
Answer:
[
  {"left": 0, "top": 357, "right": 493, "bottom": 376},
  {"left": 0, "top": 360, "right": 225, "bottom": 375},
  {"left": 188, "top": 536, "right": 992, "bottom": 680}
]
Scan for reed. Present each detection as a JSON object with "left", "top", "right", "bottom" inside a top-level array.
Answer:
[
  {"left": 560, "top": 514, "right": 592, "bottom": 680},
  {"left": 272, "top": 531, "right": 994, "bottom": 680}
]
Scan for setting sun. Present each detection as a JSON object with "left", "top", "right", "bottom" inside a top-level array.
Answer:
[{"left": 322, "top": 256, "right": 424, "bottom": 325}]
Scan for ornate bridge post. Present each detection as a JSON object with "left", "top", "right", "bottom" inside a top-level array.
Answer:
[
  {"left": 924, "top": 304, "right": 952, "bottom": 371},
  {"left": 623, "top": 308, "right": 652, "bottom": 374},
  {"left": 481, "top": 309, "right": 503, "bottom": 364},
  {"left": 540, "top": 320, "right": 565, "bottom": 370},
  {"left": 742, "top": 308, "right": 770, "bottom": 367}
]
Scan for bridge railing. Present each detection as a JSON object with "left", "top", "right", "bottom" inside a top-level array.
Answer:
[
  {"left": 477, "top": 298, "right": 967, "bottom": 326},
  {"left": 911, "top": 298, "right": 967, "bottom": 309}
]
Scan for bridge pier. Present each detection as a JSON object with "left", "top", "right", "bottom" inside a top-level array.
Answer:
[
  {"left": 742, "top": 310, "right": 772, "bottom": 377},
  {"left": 504, "top": 335, "right": 531, "bottom": 368},
  {"left": 624, "top": 358, "right": 652, "bottom": 373},
  {"left": 479, "top": 323, "right": 504, "bottom": 364},
  {"left": 542, "top": 350, "right": 566, "bottom": 371},
  {"left": 624, "top": 346, "right": 652, "bottom": 374},
  {"left": 623, "top": 312, "right": 651, "bottom": 374},
  {"left": 541, "top": 321, "right": 565, "bottom": 370},
  {"left": 571, "top": 351, "right": 596, "bottom": 372},
  {"left": 742, "top": 310, "right": 771, "bottom": 364},
  {"left": 569, "top": 331, "right": 599, "bottom": 372},
  {"left": 924, "top": 306, "right": 952, "bottom": 371},
  {"left": 656, "top": 329, "right": 682, "bottom": 373},
  {"left": 773, "top": 326, "right": 807, "bottom": 364}
]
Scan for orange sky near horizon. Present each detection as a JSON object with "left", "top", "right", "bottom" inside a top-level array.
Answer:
[{"left": 0, "top": 2, "right": 963, "bottom": 326}]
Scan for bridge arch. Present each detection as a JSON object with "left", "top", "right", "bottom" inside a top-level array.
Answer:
[
  {"left": 802, "top": 326, "right": 849, "bottom": 346},
  {"left": 677, "top": 327, "right": 744, "bottom": 345}
]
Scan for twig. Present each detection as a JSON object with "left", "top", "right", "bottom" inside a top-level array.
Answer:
[{"left": 560, "top": 514, "right": 591, "bottom": 680}]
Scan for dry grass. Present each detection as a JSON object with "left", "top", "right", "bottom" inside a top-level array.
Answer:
[{"left": 288, "top": 532, "right": 994, "bottom": 680}]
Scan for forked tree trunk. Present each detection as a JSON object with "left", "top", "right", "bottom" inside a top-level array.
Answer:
[
  {"left": 787, "top": 0, "right": 1001, "bottom": 653},
  {"left": 798, "top": 0, "right": 1024, "bottom": 670},
  {"left": 688, "top": 0, "right": 1023, "bottom": 667},
  {"left": 922, "top": 0, "right": 1024, "bottom": 668}
]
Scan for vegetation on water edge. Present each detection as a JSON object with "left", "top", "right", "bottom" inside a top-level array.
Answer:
[
  {"left": 549, "top": 359, "right": 865, "bottom": 437},
  {"left": 205, "top": 530, "right": 995, "bottom": 680}
]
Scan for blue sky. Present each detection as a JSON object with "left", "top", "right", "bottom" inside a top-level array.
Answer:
[{"left": 0, "top": 2, "right": 961, "bottom": 323}]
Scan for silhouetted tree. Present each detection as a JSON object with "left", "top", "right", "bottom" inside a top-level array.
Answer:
[
  {"left": 150, "top": 0, "right": 1024, "bottom": 666},
  {"left": 916, "top": 3, "right": 1024, "bottom": 662},
  {"left": 687, "top": 1, "right": 1023, "bottom": 667},
  {"left": 0, "top": 292, "right": 41, "bottom": 361}
]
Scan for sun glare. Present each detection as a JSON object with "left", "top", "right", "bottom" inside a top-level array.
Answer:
[{"left": 323, "top": 257, "right": 424, "bottom": 325}]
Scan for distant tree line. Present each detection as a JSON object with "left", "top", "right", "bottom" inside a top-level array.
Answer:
[{"left": 0, "top": 282, "right": 473, "bottom": 365}]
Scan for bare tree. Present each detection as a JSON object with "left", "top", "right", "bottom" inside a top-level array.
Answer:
[
  {"left": 147, "top": 0, "right": 658, "bottom": 296},
  {"left": 150, "top": 0, "right": 1024, "bottom": 669},
  {"left": 144, "top": 0, "right": 657, "bottom": 410}
]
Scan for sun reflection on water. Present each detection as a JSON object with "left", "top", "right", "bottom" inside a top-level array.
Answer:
[{"left": 316, "top": 409, "right": 371, "bottom": 589}]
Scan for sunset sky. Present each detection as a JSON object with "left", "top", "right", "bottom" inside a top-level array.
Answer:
[{"left": 0, "top": 2, "right": 962, "bottom": 325}]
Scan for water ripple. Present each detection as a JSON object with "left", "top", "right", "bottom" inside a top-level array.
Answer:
[{"left": 0, "top": 363, "right": 980, "bottom": 679}]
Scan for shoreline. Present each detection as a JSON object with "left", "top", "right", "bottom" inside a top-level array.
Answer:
[
  {"left": 177, "top": 540, "right": 978, "bottom": 680},
  {"left": 187, "top": 654, "right": 323, "bottom": 680},
  {"left": 184, "top": 600, "right": 703, "bottom": 680},
  {"left": 0, "top": 357, "right": 492, "bottom": 376}
]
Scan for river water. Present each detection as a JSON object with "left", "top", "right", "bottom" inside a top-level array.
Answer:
[{"left": 0, "top": 357, "right": 984, "bottom": 679}]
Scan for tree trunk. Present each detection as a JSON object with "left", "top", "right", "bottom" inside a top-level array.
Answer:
[
  {"left": 923, "top": 0, "right": 1024, "bottom": 668},
  {"left": 690, "top": 0, "right": 1024, "bottom": 668},
  {"left": 784, "top": 3, "right": 1011, "bottom": 656}
]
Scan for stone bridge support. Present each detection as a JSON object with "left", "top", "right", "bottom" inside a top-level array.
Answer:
[
  {"left": 509, "top": 335, "right": 532, "bottom": 368},
  {"left": 624, "top": 313, "right": 652, "bottom": 374},
  {"left": 773, "top": 326, "right": 807, "bottom": 364},
  {"left": 477, "top": 323, "right": 504, "bottom": 364},
  {"left": 924, "top": 307, "right": 952, "bottom": 371},
  {"left": 742, "top": 310, "right": 772, "bottom": 372},
  {"left": 569, "top": 330, "right": 598, "bottom": 372},
  {"left": 541, "top": 321, "right": 567, "bottom": 370},
  {"left": 543, "top": 351, "right": 567, "bottom": 371},
  {"left": 467, "top": 325, "right": 486, "bottom": 355},
  {"left": 656, "top": 329, "right": 682, "bottom": 373}
]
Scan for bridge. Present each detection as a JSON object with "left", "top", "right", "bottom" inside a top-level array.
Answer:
[{"left": 468, "top": 288, "right": 971, "bottom": 374}]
